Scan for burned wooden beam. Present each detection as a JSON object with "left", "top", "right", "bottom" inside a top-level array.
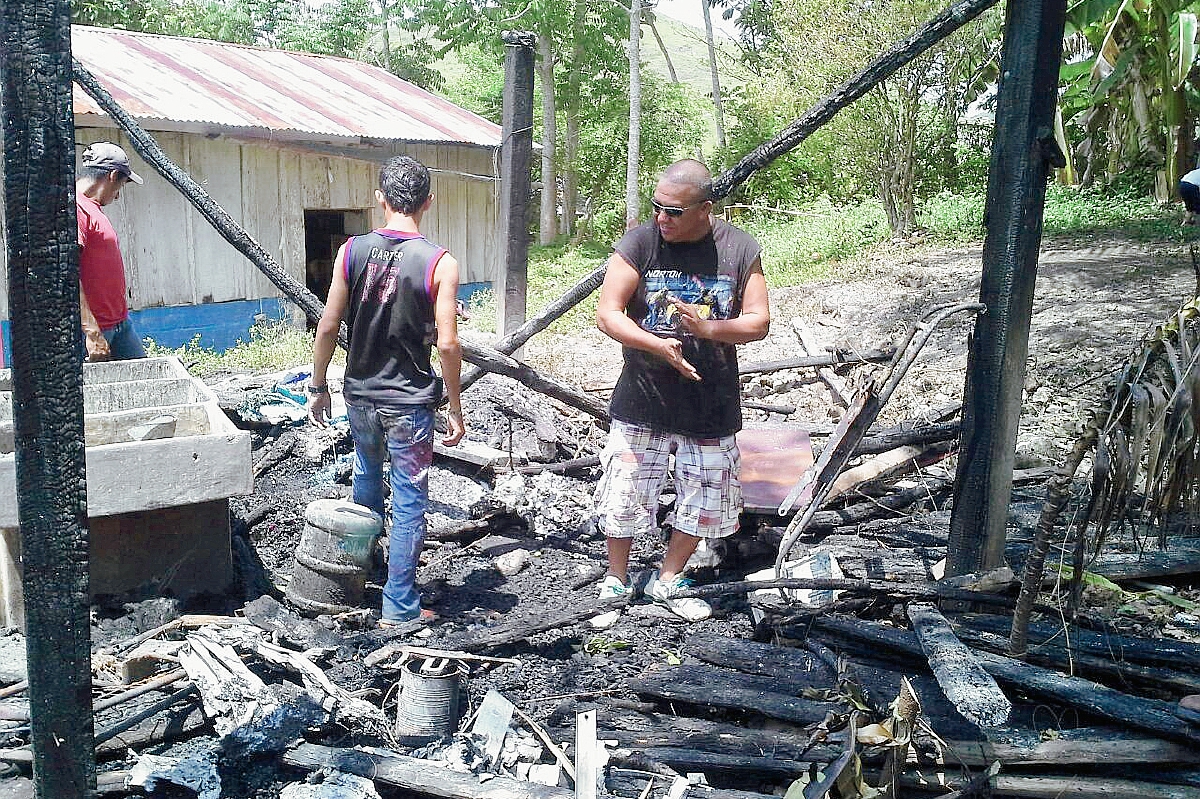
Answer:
[
  {"left": 809, "top": 615, "right": 1200, "bottom": 745},
  {"left": 461, "top": 265, "right": 607, "bottom": 392},
  {"left": 556, "top": 710, "right": 840, "bottom": 763},
  {"left": 439, "top": 593, "right": 630, "bottom": 653},
  {"left": 628, "top": 667, "right": 838, "bottom": 726},
  {"left": 948, "top": 0, "right": 1069, "bottom": 576},
  {"left": 944, "top": 726, "right": 1200, "bottom": 766},
  {"left": 284, "top": 742, "right": 573, "bottom": 799},
  {"left": 496, "top": 31, "right": 535, "bottom": 338},
  {"left": 4, "top": 3, "right": 97, "bottom": 795},
  {"left": 907, "top": 602, "right": 1011, "bottom": 728}
]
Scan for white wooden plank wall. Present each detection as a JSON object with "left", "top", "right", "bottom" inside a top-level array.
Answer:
[{"left": 0, "top": 132, "right": 500, "bottom": 320}]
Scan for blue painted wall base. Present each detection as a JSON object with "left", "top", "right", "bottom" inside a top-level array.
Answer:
[
  {"left": 0, "top": 284, "right": 499, "bottom": 368},
  {"left": 0, "top": 298, "right": 293, "bottom": 367}
]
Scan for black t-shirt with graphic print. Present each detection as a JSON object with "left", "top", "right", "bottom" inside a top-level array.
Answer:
[{"left": 608, "top": 218, "right": 762, "bottom": 438}]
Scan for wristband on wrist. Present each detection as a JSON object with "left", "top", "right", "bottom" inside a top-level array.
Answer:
[{"left": 307, "top": 384, "right": 329, "bottom": 396}]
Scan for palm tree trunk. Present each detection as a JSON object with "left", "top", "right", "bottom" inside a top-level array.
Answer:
[
  {"left": 538, "top": 33, "right": 558, "bottom": 245},
  {"left": 625, "top": 0, "right": 643, "bottom": 230},
  {"left": 2, "top": 1, "right": 97, "bottom": 795},
  {"left": 700, "top": 0, "right": 726, "bottom": 154}
]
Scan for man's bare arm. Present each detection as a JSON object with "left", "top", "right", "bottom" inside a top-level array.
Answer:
[{"left": 432, "top": 252, "right": 465, "bottom": 446}]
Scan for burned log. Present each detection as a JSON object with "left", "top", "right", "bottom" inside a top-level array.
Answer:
[
  {"left": 953, "top": 624, "right": 1200, "bottom": 696},
  {"left": 944, "top": 726, "right": 1200, "bottom": 766},
  {"left": 907, "top": 602, "right": 1010, "bottom": 728},
  {"left": 617, "top": 747, "right": 809, "bottom": 777},
  {"left": 808, "top": 615, "right": 1200, "bottom": 745},
  {"left": 556, "top": 710, "right": 840, "bottom": 763},
  {"left": 606, "top": 772, "right": 778, "bottom": 799},
  {"left": 440, "top": 593, "right": 631, "bottom": 653},
  {"left": 461, "top": 265, "right": 608, "bottom": 391},
  {"left": 628, "top": 669, "right": 838, "bottom": 726},
  {"left": 961, "top": 614, "right": 1200, "bottom": 673}
]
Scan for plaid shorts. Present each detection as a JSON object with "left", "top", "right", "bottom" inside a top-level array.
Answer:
[{"left": 594, "top": 420, "right": 742, "bottom": 540}]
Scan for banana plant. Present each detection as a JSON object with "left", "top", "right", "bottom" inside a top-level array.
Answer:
[{"left": 1059, "top": 0, "right": 1200, "bottom": 195}]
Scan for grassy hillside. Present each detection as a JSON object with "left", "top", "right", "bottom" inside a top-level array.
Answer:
[{"left": 641, "top": 14, "right": 745, "bottom": 93}]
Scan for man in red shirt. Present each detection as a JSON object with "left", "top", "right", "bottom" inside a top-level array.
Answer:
[{"left": 76, "top": 142, "right": 145, "bottom": 360}]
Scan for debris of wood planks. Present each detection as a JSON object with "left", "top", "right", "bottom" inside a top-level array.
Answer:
[
  {"left": 553, "top": 709, "right": 841, "bottom": 764},
  {"left": 737, "top": 346, "right": 897, "bottom": 376},
  {"left": 441, "top": 593, "right": 631, "bottom": 653},
  {"left": 283, "top": 742, "right": 575, "bottom": 799},
  {"left": 575, "top": 709, "right": 599, "bottom": 799},
  {"left": 808, "top": 614, "right": 1200, "bottom": 745},
  {"left": 952, "top": 624, "right": 1200, "bottom": 695},
  {"left": 627, "top": 665, "right": 839, "bottom": 726},
  {"left": 906, "top": 602, "right": 1011, "bottom": 728},
  {"left": 793, "top": 321, "right": 851, "bottom": 408},
  {"left": 826, "top": 440, "right": 957, "bottom": 501},
  {"left": 435, "top": 439, "right": 527, "bottom": 469},
  {"left": 942, "top": 726, "right": 1200, "bottom": 766},
  {"left": 956, "top": 614, "right": 1200, "bottom": 673}
]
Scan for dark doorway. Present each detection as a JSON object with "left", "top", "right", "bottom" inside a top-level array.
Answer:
[{"left": 304, "top": 209, "right": 370, "bottom": 301}]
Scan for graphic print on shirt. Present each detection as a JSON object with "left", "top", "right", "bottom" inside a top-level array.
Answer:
[
  {"left": 641, "top": 270, "right": 736, "bottom": 336},
  {"left": 364, "top": 252, "right": 402, "bottom": 304}
]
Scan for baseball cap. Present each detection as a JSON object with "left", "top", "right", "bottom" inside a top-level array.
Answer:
[{"left": 81, "top": 142, "right": 143, "bottom": 185}]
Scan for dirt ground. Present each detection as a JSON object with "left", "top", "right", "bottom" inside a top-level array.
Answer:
[{"left": 7, "top": 231, "right": 1200, "bottom": 796}]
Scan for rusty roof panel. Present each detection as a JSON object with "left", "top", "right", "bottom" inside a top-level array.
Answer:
[{"left": 71, "top": 26, "right": 502, "bottom": 148}]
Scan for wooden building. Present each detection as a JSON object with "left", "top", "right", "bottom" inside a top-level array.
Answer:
[{"left": 0, "top": 26, "right": 503, "bottom": 365}]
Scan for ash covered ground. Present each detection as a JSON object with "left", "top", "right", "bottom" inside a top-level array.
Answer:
[{"left": 3, "top": 233, "right": 1199, "bottom": 796}]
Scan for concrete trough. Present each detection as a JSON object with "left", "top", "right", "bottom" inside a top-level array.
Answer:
[{"left": 0, "top": 356, "right": 252, "bottom": 628}]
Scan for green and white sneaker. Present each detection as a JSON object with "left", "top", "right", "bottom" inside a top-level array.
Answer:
[
  {"left": 646, "top": 571, "right": 711, "bottom": 622},
  {"left": 590, "top": 574, "right": 629, "bottom": 629}
]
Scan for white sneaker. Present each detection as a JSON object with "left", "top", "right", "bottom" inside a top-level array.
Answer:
[
  {"left": 646, "top": 571, "right": 711, "bottom": 621},
  {"left": 589, "top": 575, "right": 629, "bottom": 629}
]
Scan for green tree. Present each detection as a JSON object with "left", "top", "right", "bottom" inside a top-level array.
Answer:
[{"left": 725, "top": 0, "right": 1001, "bottom": 236}]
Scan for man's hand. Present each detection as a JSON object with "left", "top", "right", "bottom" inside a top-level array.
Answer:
[
  {"left": 656, "top": 337, "right": 700, "bottom": 381},
  {"left": 309, "top": 393, "right": 332, "bottom": 427},
  {"left": 669, "top": 298, "right": 713, "bottom": 339},
  {"left": 85, "top": 329, "right": 110, "bottom": 361},
  {"left": 442, "top": 409, "right": 465, "bottom": 446}
]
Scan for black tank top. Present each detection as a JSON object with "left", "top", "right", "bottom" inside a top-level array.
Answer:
[
  {"left": 608, "top": 219, "right": 762, "bottom": 437},
  {"left": 342, "top": 229, "right": 446, "bottom": 407}
]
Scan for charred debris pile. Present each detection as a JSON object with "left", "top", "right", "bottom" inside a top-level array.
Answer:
[{"left": 4, "top": 306, "right": 1200, "bottom": 799}]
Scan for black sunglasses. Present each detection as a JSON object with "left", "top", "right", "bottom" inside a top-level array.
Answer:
[{"left": 651, "top": 198, "right": 706, "bottom": 218}]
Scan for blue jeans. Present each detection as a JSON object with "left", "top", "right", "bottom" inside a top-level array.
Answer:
[
  {"left": 347, "top": 402, "right": 434, "bottom": 622},
  {"left": 102, "top": 318, "right": 147, "bottom": 360}
]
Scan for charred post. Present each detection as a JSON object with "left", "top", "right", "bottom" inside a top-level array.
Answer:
[
  {"left": 1, "top": 1, "right": 97, "bottom": 795},
  {"left": 497, "top": 31, "right": 536, "bottom": 338},
  {"left": 948, "top": 0, "right": 1067, "bottom": 575}
]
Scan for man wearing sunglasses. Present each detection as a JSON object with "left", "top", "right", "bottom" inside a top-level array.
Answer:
[{"left": 591, "top": 159, "right": 770, "bottom": 626}]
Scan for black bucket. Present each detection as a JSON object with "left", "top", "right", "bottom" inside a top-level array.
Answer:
[{"left": 285, "top": 499, "right": 381, "bottom": 616}]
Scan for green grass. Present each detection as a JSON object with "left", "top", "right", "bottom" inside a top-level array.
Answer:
[
  {"left": 731, "top": 197, "right": 891, "bottom": 287},
  {"left": 920, "top": 184, "right": 1181, "bottom": 243},
  {"left": 158, "top": 185, "right": 1183, "bottom": 374},
  {"left": 146, "top": 321, "right": 327, "bottom": 378}
]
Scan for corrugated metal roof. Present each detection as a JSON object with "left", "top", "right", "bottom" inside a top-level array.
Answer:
[{"left": 71, "top": 26, "right": 502, "bottom": 148}]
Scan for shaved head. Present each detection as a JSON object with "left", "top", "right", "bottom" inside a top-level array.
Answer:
[{"left": 660, "top": 159, "right": 713, "bottom": 203}]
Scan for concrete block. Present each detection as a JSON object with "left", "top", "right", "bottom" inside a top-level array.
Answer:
[{"left": 0, "top": 357, "right": 250, "bottom": 628}]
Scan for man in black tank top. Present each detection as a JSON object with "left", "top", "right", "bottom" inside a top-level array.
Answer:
[
  {"left": 591, "top": 159, "right": 770, "bottom": 626},
  {"left": 309, "top": 156, "right": 466, "bottom": 625}
]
